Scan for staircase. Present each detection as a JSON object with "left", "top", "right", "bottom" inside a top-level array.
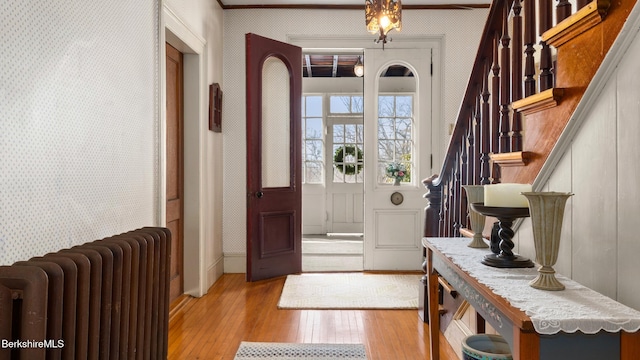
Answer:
[{"left": 423, "top": 0, "right": 638, "bottom": 238}]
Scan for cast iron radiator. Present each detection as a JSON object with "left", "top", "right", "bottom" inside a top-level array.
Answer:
[{"left": 0, "top": 227, "right": 171, "bottom": 360}]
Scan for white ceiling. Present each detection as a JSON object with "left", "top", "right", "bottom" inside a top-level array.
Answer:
[{"left": 221, "top": 0, "right": 491, "bottom": 6}]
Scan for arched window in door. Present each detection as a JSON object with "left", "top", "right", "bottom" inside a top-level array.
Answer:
[{"left": 377, "top": 94, "right": 414, "bottom": 184}]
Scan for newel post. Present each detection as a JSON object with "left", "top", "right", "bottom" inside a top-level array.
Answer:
[{"left": 423, "top": 174, "right": 443, "bottom": 237}]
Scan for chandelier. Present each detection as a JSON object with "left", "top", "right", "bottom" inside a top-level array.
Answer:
[{"left": 365, "top": 0, "right": 402, "bottom": 48}]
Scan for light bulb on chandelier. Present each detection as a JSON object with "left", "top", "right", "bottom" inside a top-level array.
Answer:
[{"left": 365, "top": 0, "right": 402, "bottom": 49}]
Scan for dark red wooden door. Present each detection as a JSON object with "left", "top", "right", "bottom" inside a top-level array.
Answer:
[{"left": 245, "top": 33, "right": 302, "bottom": 281}]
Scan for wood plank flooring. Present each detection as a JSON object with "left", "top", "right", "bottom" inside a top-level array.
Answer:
[{"left": 168, "top": 273, "right": 458, "bottom": 359}]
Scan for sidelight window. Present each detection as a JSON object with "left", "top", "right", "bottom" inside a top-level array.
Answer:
[{"left": 302, "top": 95, "right": 324, "bottom": 184}]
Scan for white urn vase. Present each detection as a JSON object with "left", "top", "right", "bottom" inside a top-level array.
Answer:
[
  {"left": 462, "top": 185, "right": 489, "bottom": 248},
  {"left": 522, "top": 192, "right": 573, "bottom": 291}
]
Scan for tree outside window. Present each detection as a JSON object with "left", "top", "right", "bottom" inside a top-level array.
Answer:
[
  {"left": 302, "top": 95, "right": 324, "bottom": 184},
  {"left": 377, "top": 94, "right": 414, "bottom": 184}
]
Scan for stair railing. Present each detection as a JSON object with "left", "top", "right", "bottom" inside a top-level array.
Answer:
[{"left": 423, "top": 0, "right": 605, "bottom": 238}]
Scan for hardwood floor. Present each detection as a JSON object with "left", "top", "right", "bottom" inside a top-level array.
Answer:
[{"left": 168, "top": 273, "right": 458, "bottom": 359}]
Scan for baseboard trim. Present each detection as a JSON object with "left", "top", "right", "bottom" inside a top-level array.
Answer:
[
  {"left": 223, "top": 252, "right": 246, "bottom": 273},
  {"left": 208, "top": 255, "right": 225, "bottom": 288},
  {"left": 169, "top": 294, "right": 193, "bottom": 323}
]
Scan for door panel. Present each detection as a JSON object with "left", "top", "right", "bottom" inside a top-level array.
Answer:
[
  {"left": 246, "top": 33, "right": 302, "bottom": 281},
  {"left": 165, "top": 43, "right": 184, "bottom": 300},
  {"left": 363, "top": 48, "right": 432, "bottom": 270}
]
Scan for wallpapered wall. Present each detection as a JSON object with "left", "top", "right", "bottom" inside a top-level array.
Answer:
[
  {"left": 221, "top": 8, "right": 489, "bottom": 265},
  {"left": 1, "top": 0, "right": 159, "bottom": 265}
]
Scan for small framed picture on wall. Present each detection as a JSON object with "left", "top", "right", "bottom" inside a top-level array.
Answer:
[{"left": 209, "top": 83, "right": 222, "bottom": 132}]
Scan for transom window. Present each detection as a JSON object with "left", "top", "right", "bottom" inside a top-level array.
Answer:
[
  {"left": 329, "top": 95, "right": 363, "bottom": 114},
  {"left": 377, "top": 94, "right": 414, "bottom": 184}
]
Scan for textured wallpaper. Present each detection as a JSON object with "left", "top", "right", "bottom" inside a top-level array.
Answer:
[
  {"left": 0, "top": 0, "right": 159, "bottom": 265},
  {"left": 222, "top": 8, "right": 488, "bottom": 254}
]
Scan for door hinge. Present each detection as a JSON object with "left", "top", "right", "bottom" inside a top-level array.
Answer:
[{"left": 430, "top": 154, "right": 433, "bottom": 169}]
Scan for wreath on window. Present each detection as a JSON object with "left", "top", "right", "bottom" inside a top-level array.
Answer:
[{"left": 334, "top": 145, "right": 364, "bottom": 175}]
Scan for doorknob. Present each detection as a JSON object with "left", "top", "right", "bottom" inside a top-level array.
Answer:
[{"left": 256, "top": 191, "right": 264, "bottom": 198}]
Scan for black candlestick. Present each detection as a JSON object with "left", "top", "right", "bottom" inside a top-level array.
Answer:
[{"left": 469, "top": 203, "right": 535, "bottom": 268}]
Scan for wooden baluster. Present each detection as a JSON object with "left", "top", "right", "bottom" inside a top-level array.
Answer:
[
  {"left": 499, "top": 3, "right": 512, "bottom": 153},
  {"left": 453, "top": 154, "right": 461, "bottom": 236},
  {"left": 481, "top": 60, "right": 491, "bottom": 185},
  {"left": 460, "top": 140, "right": 468, "bottom": 232},
  {"left": 439, "top": 181, "right": 446, "bottom": 237},
  {"left": 492, "top": 161, "right": 502, "bottom": 184},
  {"left": 445, "top": 177, "right": 455, "bottom": 237},
  {"left": 491, "top": 32, "right": 501, "bottom": 154},
  {"left": 511, "top": 0, "right": 524, "bottom": 151},
  {"left": 466, "top": 110, "right": 474, "bottom": 186},
  {"left": 443, "top": 180, "right": 451, "bottom": 237},
  {"left": 524, "top": 0, "right": 537, "bottom": 97},
  {"left": 556, "top": 0, "right": 572, "bottom": 22},
  {"left": 474, "top": 92, "right": 482, "bottom": 185},
  {"left": 449, "top": 175, "right": 455, "bottom": 236},
  {"left": 423, "top": 175, "right": 442, "bottom": 237},
  {"left": 576, "top": 0, "right": 589, "bottom": 11},
  {"left": 539, "top": 0, "right": 554, "bottom": 91}
]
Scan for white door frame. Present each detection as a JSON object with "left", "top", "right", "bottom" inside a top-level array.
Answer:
[
  {"left": 160, "top": 4, "right": 208, "bottom": 297},
  {"left": 288, "top": 35, "right": 443, "bottom": 270}
]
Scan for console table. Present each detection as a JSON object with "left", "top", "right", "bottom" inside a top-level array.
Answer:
[{"left": 424, "top": 237, "right": 640, "bottom": 360}]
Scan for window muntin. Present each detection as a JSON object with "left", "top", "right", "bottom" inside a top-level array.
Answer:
[
  {"left": 329, "top": 95, "right": 363, "bottom": 114},
  {"left": 328, "top": 95, "right": 364, "bottom": 184},
  {"left": 332, "top": 123, "right": 364, "bottom": 184},
  {"left": 377, "top": 94, "right": 414, "bottom": 185},
  {"left": 302, "top": 95, "right": 324, "bottom": 184}
]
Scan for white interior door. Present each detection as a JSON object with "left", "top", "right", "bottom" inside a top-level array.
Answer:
[{"left": 363, "top": 48, "right": 433, "bottom": 270}]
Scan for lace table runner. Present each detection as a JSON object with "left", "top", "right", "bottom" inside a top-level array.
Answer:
[{"left": 426, "top": 237, "right": 640, "bottom": 335}]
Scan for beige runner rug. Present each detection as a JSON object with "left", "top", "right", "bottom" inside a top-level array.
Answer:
[{"left": 277, "top": 273, "right": 421, "bottom": 309}]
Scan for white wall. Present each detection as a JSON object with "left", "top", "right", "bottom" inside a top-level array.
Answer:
[
  {"left": 1, "top": 0, "right": 225, "bottom": 294},
  {"left": 514, "top": 16, "right": 640, "bottom": 310},
  {"left": 221, "top": 8, "right": 488, "bottom": 272}
]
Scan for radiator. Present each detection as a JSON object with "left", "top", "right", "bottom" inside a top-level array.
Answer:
[{"left": 0, "top": 227, "right": 171, "bottom": 360}]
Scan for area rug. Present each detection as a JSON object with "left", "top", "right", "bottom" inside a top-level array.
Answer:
[
  {"left": 277, "top": 273, "right": 421, "bottom": 309},
  {"left": 234, "top": 342, "right": 367, "bottom": 360}
]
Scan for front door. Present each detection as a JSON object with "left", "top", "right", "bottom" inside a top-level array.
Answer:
[
  {"left": 245, "top": 33, "right": 302, "bottom": 281},
  {"left": 326, "top": 117, "right": 365, "bottom": 234},
  {"left": 363, "top": 48, "right": 433, "bottom": 270},
  {"left": 165, "top": 43, "right": 184, "bottom": 301}
]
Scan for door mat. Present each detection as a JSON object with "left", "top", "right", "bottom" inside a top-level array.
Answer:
[
  {"left": 234, "top": 342, "right": 367, "bottom": 360},
  {"left": 277, "top": 273, "right": 421, "bottom": 309}
]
